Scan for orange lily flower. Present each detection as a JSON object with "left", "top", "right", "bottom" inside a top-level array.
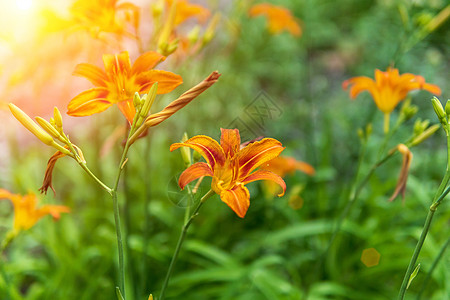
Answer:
[
  {"left": 0, "top": 189, "right": 70, "bottom": 232},
  {"left": 70, "top": 0, "right": 139, "bottom": 37},
  {"left": 166, "top": 0, "right": 211, "bottom": 26},
  {"left": 170, "top": 128, "right": 286, "bottom": 218},
  {"left": 342, "top": 67, "right": 441, "bottom": 114},
  {"left": 261, "top": 156, "right": 315, "bottom": 177},
  {"left": 67, "top": 51, "right": 183, "bottom": 123},
  {"left": 260, "top": 156, "right": 315, "bottom": 198},
  {"left": 249, "top": 3, "right": 302, "bottom": 37}
]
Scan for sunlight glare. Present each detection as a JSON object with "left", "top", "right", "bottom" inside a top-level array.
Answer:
[{"left": 16, "top": 0, "right": 33, "bottom": 11}]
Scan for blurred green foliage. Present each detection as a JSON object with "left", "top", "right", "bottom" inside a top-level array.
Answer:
[{"left": 1, "top": 0, "right": 449, "bottom": 299}]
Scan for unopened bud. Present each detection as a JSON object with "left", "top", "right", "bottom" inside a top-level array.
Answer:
[
  {"left": 187, "top": 25, "right": 201, "bottom": 45},
  {"left": 53, "top": 107, "right": 63, "bottom": 128},
  {"left": 432, "top": 97, "right": 446, "bottom": 123},
  {"left": 445, "top": 100, "right": 450, "bottom": 117},
  {"left": 410, "top": 124, "right": 440, "bottom": 147},
  {"left": 35, "top": 117, "right": 61, "bottom": 139},
  {"left": 203, "top": 13, "right": 220, "bottom": 45},
  {"left": 140, "top": 83, "right": 158, "bottom": 118},
  {"left": 357, "top": 128, "right": 364, "bottom": 141},
  {"left": 366, "top": 123, "right": 372, "bottom": 137},
  {"left": 9, "top": 103, "right": 54, "bottom": 146},
  {"left": 157, "top": 0, "right": 177, "bottom": 55},
  {"left": 180, "top": 132, "right": 192, "bottom": 166},
  {"left": 151, "top": 1, "right": 163, "bottom": 18},
  {"left": 133, "top": 92, "right": 141, "bottom": 109}
]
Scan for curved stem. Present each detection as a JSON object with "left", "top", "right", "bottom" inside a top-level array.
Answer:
[
  {"left": 159, "top": 189, "right": 215, "bottom": 300},
  {"left": 397, "top": 128, "right": 450, "bottom": 299},
  {"left": 78, "top": 162, "right": 112, "bottom": 194}
]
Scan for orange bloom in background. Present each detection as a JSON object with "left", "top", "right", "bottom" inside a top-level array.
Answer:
[
  {"left": 67, "top": 51, "right": 183, "bottom": 123},
  {"left": 261, "top": 156, "right": 315, "bottom": 177},
  {"left": 0, "top": 189, "right": 70, "bottom": 232},
  {"left": 249, "top": 3, "right": 302, "bottom": 37},
  {"left": 260, "top": 156, "right": 315, "bottom": 198},
  {"left": 170, "top": 128, "right": 286, "bottom": 218},
  {"left": 166, "top": 0, "right": 211, "bottom": 26},
  {"left": 342, "top": 67, "right": 441, "bottom": 114},
  {"left": 70, "top": 0, "right": 139, "bottom": 37}
]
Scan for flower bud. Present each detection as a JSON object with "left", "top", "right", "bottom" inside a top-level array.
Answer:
[
  {"left": 35, "top": 116, "right": 61, "bottom": 139},
  {"left": 133, "top": 92, "right": 141, "bottom": 109},
  {"left": 445, "top": 99, "right": 450, "bottom": 118},
  {"left": 53, "top": 106, "right": 63, "bottom": 128},
  {"left": 158, "top": 0, "right": 177, "bottom": 55},
  {"left": 203, "top": 13, "right": 220, "bottom": 45},
  {"left": 180, "top": 132, "right": 192, "bottom": 166},
  {"left": 9, "top": 103, "right": 54, "bottom": 146},
  {"left": 410, "top": 124, "right": 440, "bottom": 147},
  {"left": 140, "top": 83, "right": 158, "bottom": 118},
  {"left": 187, "top": 25, "right": 201, "bottom": 45},
  {"left": 432, "top": 97, "right": 446, "bottom": 123}
]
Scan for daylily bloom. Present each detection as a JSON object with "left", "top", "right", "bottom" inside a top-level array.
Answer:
[
  {"left": 70, "top": 0, "right": 139, "bottom": 37},
  {"left": 249, "top": 3, "right": 302, "bottom": 37},
  {"left": 166, "top": 0, "right": 211, "bottom": 26},
  {"left": 261, "top": 156, "right": 315, "bottom": 177},
  {"left": 0, "top": 189, "right": 70, "bottom": 232},
  {"left": 342, "top": 68, "right": 441, "bottom": 114},
  {"left": 260, "top": 156, "right": 315, "bottom": 199},
  {"left": 67, "top": 51, "right": 183, "bottom": 123},
  {"left": 343, "top": 67, "right": 441, "bottom": 132},
  {"left": 170, "top": 128, "right": 286, "bottom": 218}
]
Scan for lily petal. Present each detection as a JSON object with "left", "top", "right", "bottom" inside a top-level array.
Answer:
[
  {"left": 136, "top": 70, "right": 183, "bottom": 94},
  {"left": 131, "top": 51, "right": 166, "bottom": 75},
  {"left": 0, "top": 189, "right": 13, "bottom": 200},
  {"left": 238, "top": 138, "right": 285, "bottom": 176},
  {"left": 342, "top": 76, "right": 378, "bottom": 99},
  {"left": 170, "top": 135, "right": 225, "bottom": 168},
  {"left": 73, "top": 63, "right": 108, "bottom": 87},
  {"left": 243, "top": 170, "right": 286, "bottom": 197},
  {"left": 67, "top": 87, "right": 112, "bottom": 116},
  {"left": 220, "top": 128, "right": 240, "bottom": 157},
  {"left": 117, "top": 99, "right": 136, "bottom": 124},
  {"left": 220, "top": 185, "right": 250, "bottom": 218},
  {"left": 178, "top": 162, "right": 213, "bottom": 189},
  {"left": 103, "top": 51, "right": 131, "bottom": 77},
  {"left": 38, "top": 205, "right": 71, "bottom": 220}
]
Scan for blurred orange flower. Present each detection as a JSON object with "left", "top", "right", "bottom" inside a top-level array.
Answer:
[
  {"left": 70, "top": 0, "right": 139, "bottom": 37},
  {"left": 260, "top": 156, "right": 314, "bottom": 198},
  {"left": 249, "top": 3, "right": 302, "bottom": 37},
  {"left": 0, "top": 189, "right": 70, "bottom": 232},
  {"left": 342, "top": 67, "right": 441, "bottom": 114},
  {"left": 170, "top": 128, "right": 286, "bottom": 218},
  {"left": 261, "top": 156, "right": 315, "bottom": 177},
  {"left": 67, "top": 51, "right": 183, "bottom": 123},
  {"left": 166, "top": 0, "right": 211, "bottom": 26}
]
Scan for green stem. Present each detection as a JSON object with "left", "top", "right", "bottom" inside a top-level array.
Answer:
[
  {"left": 384, "top": 113, "right": 390, "bottom": 134},
  {"left": 159, "top": 189, "right": 215, "bottom": 300},
  {"left": 397, "top": 128, "right": 450, "bottom": 299},
  {"left": 416, "top": 234, "right": 450, "bottom": 299},
  {"left": 78, "top": 162, "right": 112, "bottom": 194},
  {"left": 111, "top": 137, "right": 133, "bottom": 299},
  {"left": 324, "top": 148, "right": 396, "bottom": 255}
]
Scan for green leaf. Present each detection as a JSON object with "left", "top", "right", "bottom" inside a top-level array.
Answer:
[
  {"left": 116, "top": 287, "right": 124, "bottom": 300},
  {"left": 407, "top": 263, "right": 421, "bottom": 289}
]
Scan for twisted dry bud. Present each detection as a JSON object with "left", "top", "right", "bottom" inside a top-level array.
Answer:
[{"left": 129, "top": 71, "right": 221, "bottom": 144}]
